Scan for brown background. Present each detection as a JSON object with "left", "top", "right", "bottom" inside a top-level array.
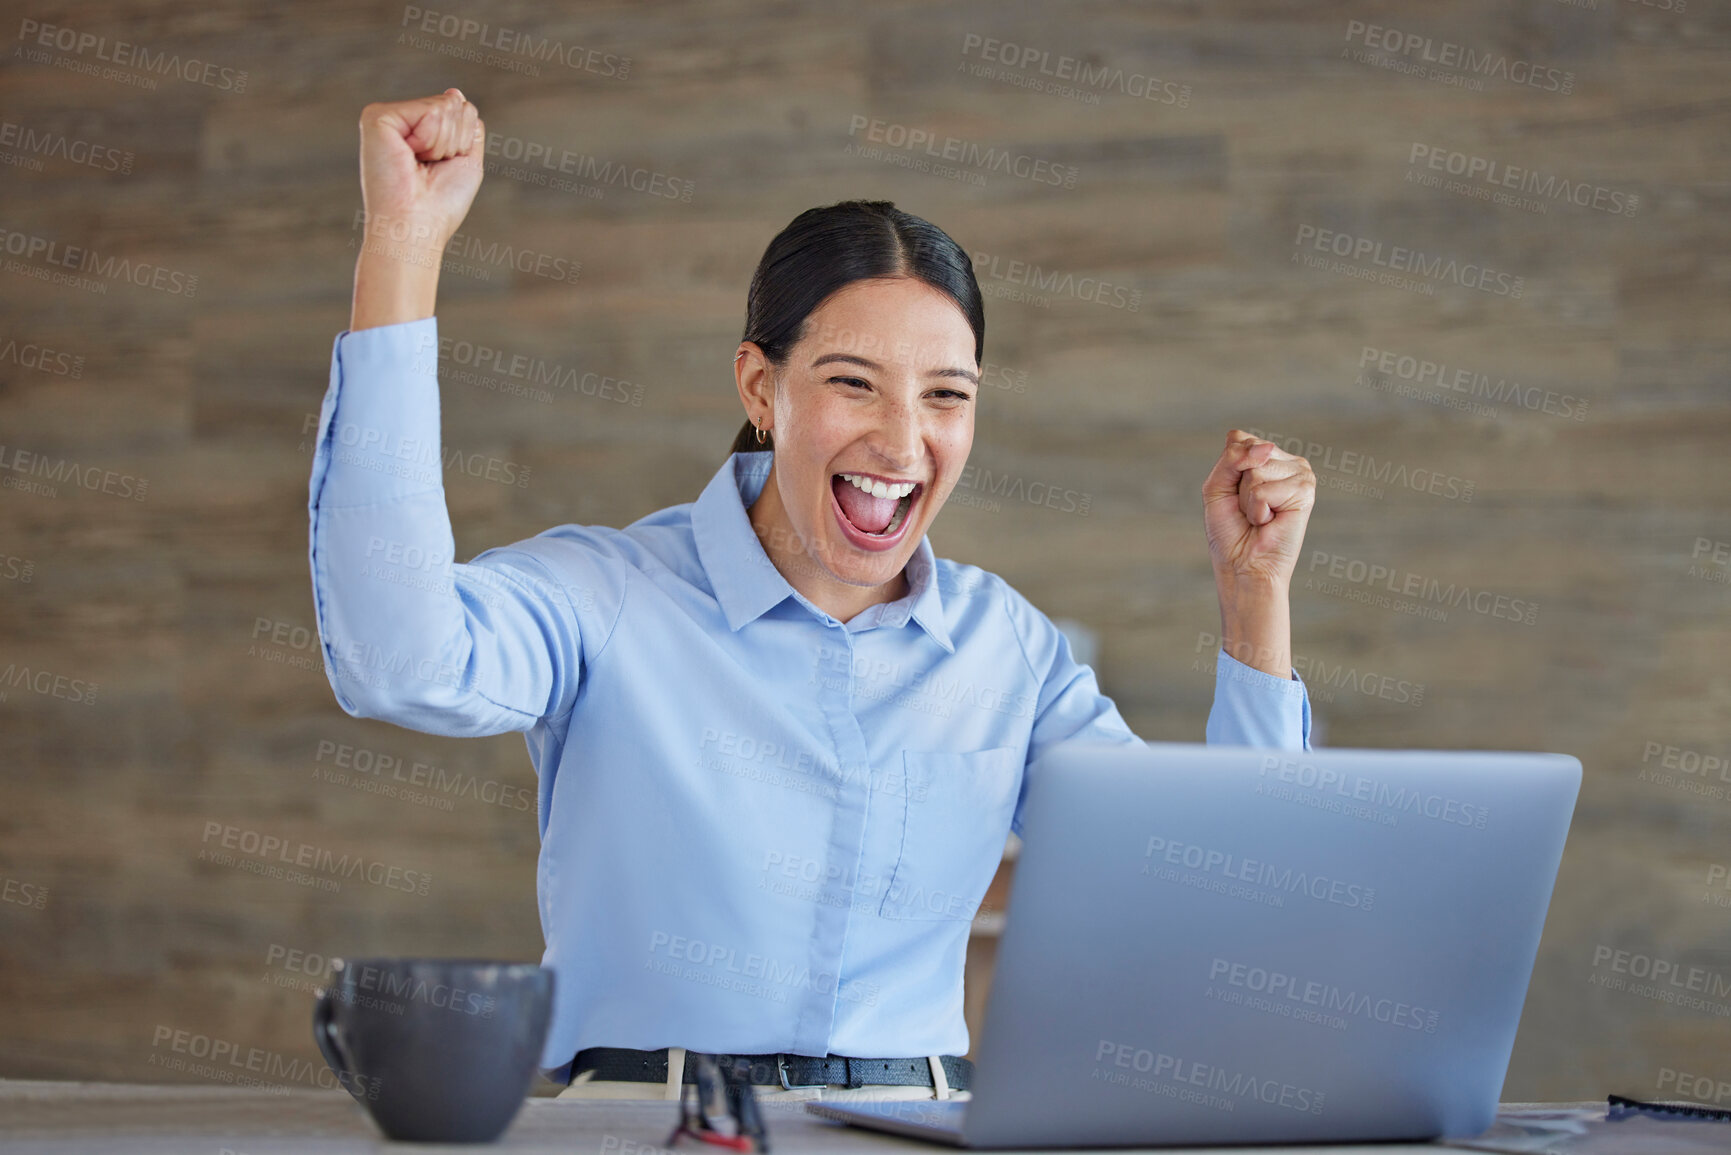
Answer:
[{"left": 1, "top": 0, "right": 1728, "bottom": 1103}]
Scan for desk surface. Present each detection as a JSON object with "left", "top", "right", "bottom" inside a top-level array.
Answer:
[{"left": 0, "top": 1079, "right": 1606, "bottom": 1154}]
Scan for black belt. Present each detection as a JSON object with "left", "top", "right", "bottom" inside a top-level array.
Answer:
[{"left": 572, "top": 1046, "right": 972, "bottom": 1091}]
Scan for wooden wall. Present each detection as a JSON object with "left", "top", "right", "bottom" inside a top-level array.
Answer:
[{"left": 1, "top": 0, "right": 1728, "bottom": 1104}]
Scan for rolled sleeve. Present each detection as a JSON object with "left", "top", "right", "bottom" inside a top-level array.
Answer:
[
  {"left": 307, "top": 317, "right": 580, "bottom": 736},
  {"left": 1205, "top": 649, "right": 1312, "bottom": 751},
  {"left": 313, "top": 317, "right": 445, "bottom": 505}
]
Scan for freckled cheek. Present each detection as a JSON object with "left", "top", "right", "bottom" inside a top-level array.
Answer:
[
  {"left": 932, "top": 430, "right": 972, "bottom": 489},
  {"left": 810, "top": 416, "right": 868, "bottom": 464}
]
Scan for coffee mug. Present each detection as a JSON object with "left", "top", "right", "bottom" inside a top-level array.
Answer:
[{"left": 313, "top": 957, "right": 554, "bottom": 1143}]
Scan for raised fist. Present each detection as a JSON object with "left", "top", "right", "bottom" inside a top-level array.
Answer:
[{"left": 356, "top": 88, "right": 486, "bottom": 251}]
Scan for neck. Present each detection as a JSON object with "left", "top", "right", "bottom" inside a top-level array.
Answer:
[{"left": 746, "top": 458, "right": 910, "bottom": 623}]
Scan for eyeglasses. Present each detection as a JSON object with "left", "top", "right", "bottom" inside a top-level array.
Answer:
[
  {"left": 1609, "top": 1094, "right": 1731, "bottom": 1123},
  {"left": 666, "top": 1053, "right": 771, "bottom": 1153}
]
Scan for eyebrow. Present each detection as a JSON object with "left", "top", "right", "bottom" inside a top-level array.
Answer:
[{"left": 810, "top": 352, "right": 980, "bottom": 388}]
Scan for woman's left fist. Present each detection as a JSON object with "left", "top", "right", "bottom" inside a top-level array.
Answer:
[{"left": 1202, "top": 429, "right": 1317, "bottom": 588}]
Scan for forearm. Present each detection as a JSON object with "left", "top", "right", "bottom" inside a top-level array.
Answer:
[
  {"left": 1207, "top": 576, "right": 1310, "bottom": 749},
  {"left": 350, "top": 228, "right": 444, "bottom": 331},
  {"left": 1216, "top": 574, "right": 1292, "bottom": 679}
]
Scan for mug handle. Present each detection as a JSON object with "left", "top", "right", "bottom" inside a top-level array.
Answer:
[{"left": 313, "top": 988, "right": 363, "bottom": 1101}]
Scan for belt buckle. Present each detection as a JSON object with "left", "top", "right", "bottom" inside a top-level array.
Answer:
[{"left": 777, "top": 1054, "right": 827, "bottom": 1091}]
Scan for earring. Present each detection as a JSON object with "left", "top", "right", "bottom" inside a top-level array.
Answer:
[{"left": 755, "top": 420, "right": 767, "bottom": 445}]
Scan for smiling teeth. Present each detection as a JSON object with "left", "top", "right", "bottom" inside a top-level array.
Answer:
[{"left": 839, "top": 474, "right": 915, "bottom": 500}]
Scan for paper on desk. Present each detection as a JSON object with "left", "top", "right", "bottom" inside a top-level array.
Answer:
[{"left": 1441, "top": 1105, "right": 1731, "bottom": 1155}]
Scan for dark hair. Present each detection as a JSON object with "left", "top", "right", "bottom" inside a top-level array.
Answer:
[{"left": 729, "top": 199, "right": 984, "bottom": 457}]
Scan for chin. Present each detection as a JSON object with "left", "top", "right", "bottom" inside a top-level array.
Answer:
[{"left": 837, "top": 554, "right": 909, "bottom": 587}]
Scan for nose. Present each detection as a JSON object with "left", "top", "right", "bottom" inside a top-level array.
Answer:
[{"left": 869, "top": 395, "right": 923, "bottom": 474}]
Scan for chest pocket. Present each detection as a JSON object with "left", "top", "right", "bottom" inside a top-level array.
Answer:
[{"left": 878, "top": 746, "right": 1023, "bottom": 921}]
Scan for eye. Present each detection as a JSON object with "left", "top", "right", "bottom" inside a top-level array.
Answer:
[
  {"left": 932, "top": 389, "right": 972, "bottom": 402},
  {"left": 830, "top": 376, "right": 871, "bottom": 389}
]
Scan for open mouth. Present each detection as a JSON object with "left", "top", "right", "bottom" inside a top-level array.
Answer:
[{"left": 831, "top": 473, "right": 922, "bottom": 541}]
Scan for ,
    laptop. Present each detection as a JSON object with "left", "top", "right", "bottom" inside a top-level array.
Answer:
[{"left": 807, "top": 741, "right": 1580, "bottom": 1148}]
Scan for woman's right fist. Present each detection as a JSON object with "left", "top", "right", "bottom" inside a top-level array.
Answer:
[{"left": 357, "top": 88, "right": 486, "bottom": 250}]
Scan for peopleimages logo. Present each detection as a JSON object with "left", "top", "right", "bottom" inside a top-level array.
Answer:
[
  {"left": 0, "top": 661, "right": 98, "bottom": 705},
  {"left": 0, "top": 442, "right": 148, "bottom": 501},
  {"left": 481, "top": 131, "right": 694, "bottom": 202},
  {"left": 1357, "top": 345, "right": 1588, "bottom": 422},
  {"left": 1293, "top": 224, "right": 1524, "bottom": 298},
  {"left": 1, "top": 877, "right": 47, "bottom": 910},
  {"left": 1657, "top": 1067, "right": 1730, "bottom": 1107},
  {"left": 1258, "top": 755, "right": 1490, "bottom": 829},
  {"left": 303, "top": 413, "right": 533, "bottom": 488},
  {"left": 813, "top": 642, "right": 1036, "bottom": 719},
  {"left": 1342, "top": 20, "right": 1573, "bottom": 94},
  {"left": 397, "top": 6, "right": 631, "bottom": 78},
  {"left": 0, "top": 224, "right": 198, "bottom": 297},
  {"left": 313, "top": 738, "right": 534, "bottom": 813},
  {"left": 1245, "top": 426, "right": 1475, "bottom": 503},
  {"left": 0, "top": 335, "right": 84, "bottom": 378},
  {"left": 1207, "top": 958, "right": 1440, "bottom": 1033},
  {"left": 1306, "top": 550, "right": 1540, "bottom": 627},
  {"left": 846, "top": 115, "right": 1078, "bottom": 188},
  {"left": 150, "top": 1026, "right": 375, "bottom": 1098},
  {"left": 1690, "top": 538, "right": 1731, "bottom": 588},
  {"left": 198, "top": 821, "right": 432, "bottom": 895},
  {"left": 1093, "top": 1040, "right": 1325, "bottom": 1114},
  {"left": 1193, "top": 631, "right": 1425, "bottom": 709},
  {"left": 647, "top": 931, "right": 879, "bottom": 1007},
  {"left": 1590, "top": 946, "right": 1731, "bottom": 1007},
  {"left": 413, "top": 333, "right": 643, "bottom": 406},
  {"left": 344, "top": 961, "right": 497, "bottom": 1017},
  {"left": 958, "top": 34, "right": 1192, "bottom": 107},
  {"left": 1407, "top": 144, "right": 1637, "bottom": 216},
  {"left": 0, "top": 119, "right": 134, "bottom": 173},
  {"left": 969, "top": 249, "right": 1140, "bottom": 311},
  {"left": 15, "top": 18, "right": 250, "bottom": 92},
  {"left": 1641, "top": 739, "right": 1730, "bottom": 783},
  {"left": 1142, "top": 836, "right": 1375, "bottom": 911}
]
